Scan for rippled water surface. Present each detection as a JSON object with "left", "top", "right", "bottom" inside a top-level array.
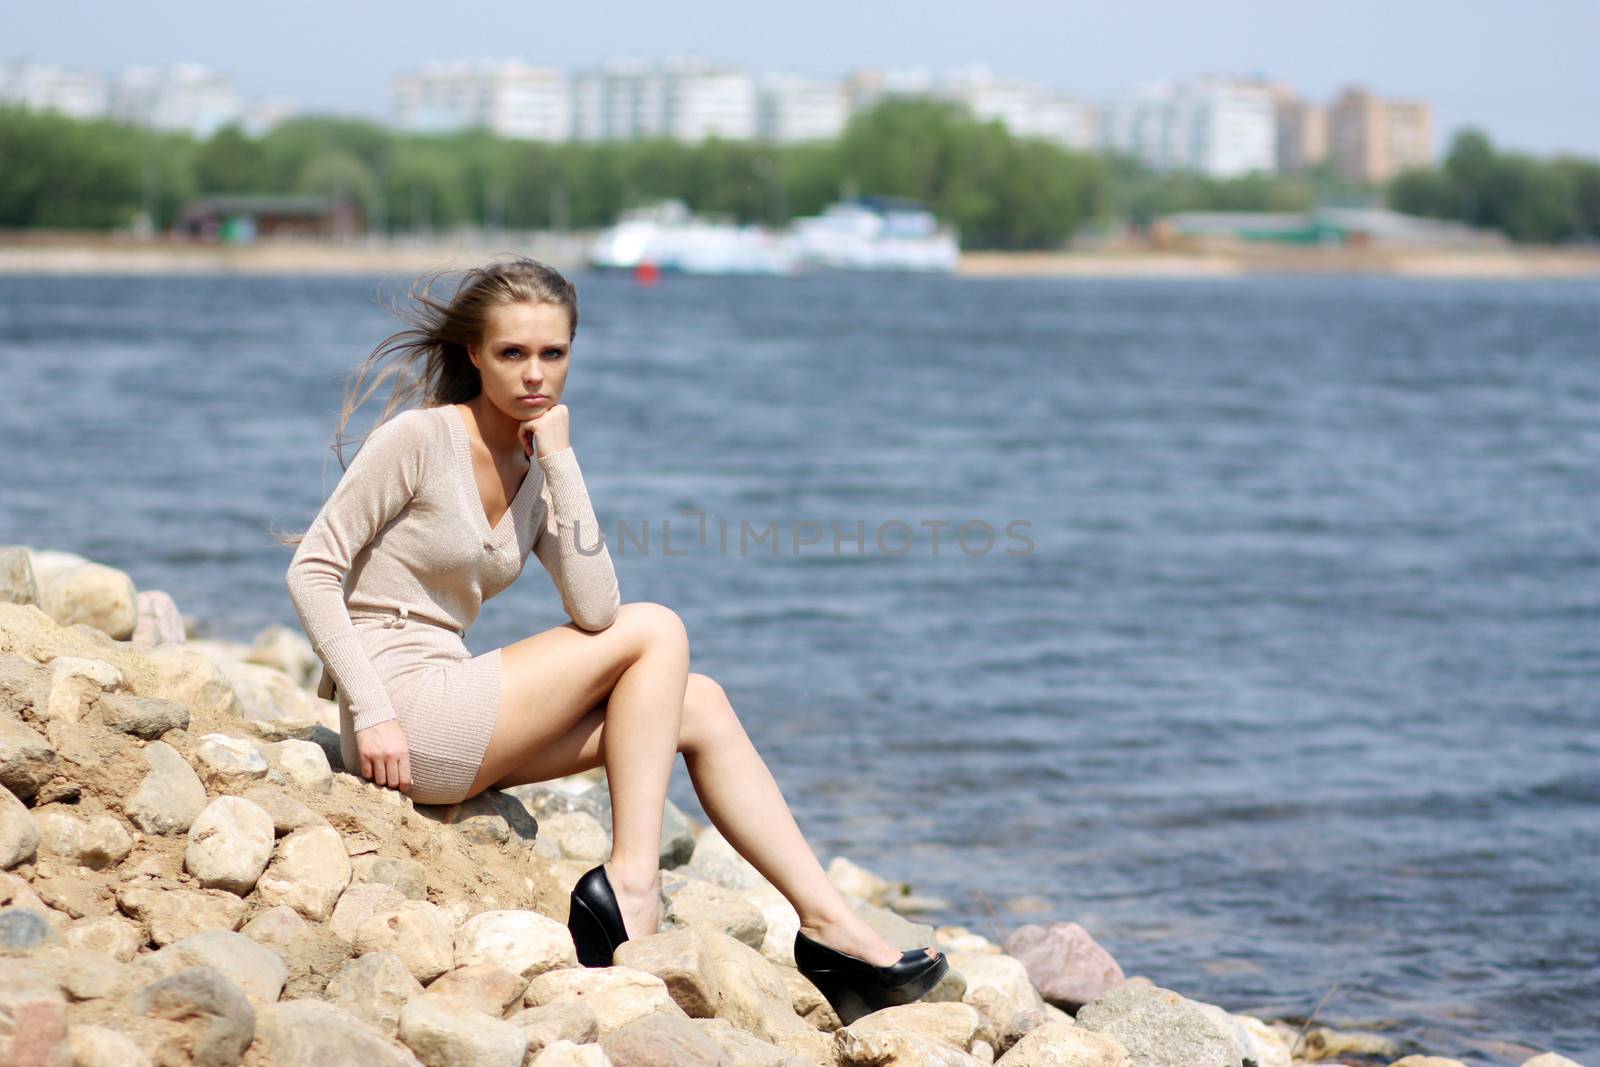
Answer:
[{"left": 2, "top": 272, "right": 1596, "bottom": 1063}]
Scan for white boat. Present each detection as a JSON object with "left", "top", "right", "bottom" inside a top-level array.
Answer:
[
  {"left": 586, "top": 196, "right": 960, "bottom": 275},
  {"left": 587, "top": 199, "right": 793, "bottom": 274},
  {"left": 784, "top": 197, "right": 960, "bottom": 273}
]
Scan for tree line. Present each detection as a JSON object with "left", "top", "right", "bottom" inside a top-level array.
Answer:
[
  {"left": 2, "top": 98, "right": 1594, "bottom": 247},
  {"left": 1390, "top": 129, "right": 1600, "bottom": 244}
]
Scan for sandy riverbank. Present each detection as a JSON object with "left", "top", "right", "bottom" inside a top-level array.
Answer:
[{"left": 2, "top": 233, "right": 1598, "bottom": 279}]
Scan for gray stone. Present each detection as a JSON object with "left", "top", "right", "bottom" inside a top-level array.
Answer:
[
  {"left": 352, "top": 853, "right": 429, "bottom": 900},
  {"left": 0, "top": 906, "right": 52, "bottom": 953},
  {"left": 1075, "top": 984, "right": 1249, "bottom": 1067},
  {"left": 125, "top": 739, "right": 208, "bottom": 835},
  {"left": 96, "top": 692, "right": 190, "bottom": 739},
  {"left": 124, "top": 964, "right": 256, "bottom": 1067},
  {"left": 505, "top": 783, "right": 605, "bottom": 822},
  {"left": 414, "top": 789, "right": 539, "bottom": 846}
]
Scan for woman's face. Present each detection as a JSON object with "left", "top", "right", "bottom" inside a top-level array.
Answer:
[{"left": 468, "top": 300, "right": 573, "bottom": 424}]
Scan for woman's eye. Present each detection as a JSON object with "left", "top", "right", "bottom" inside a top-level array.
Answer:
[
  {"left": 542, "top": 348, "right": 565, "bottom": 360},
  {"left": 502, "top": 348, "right": 523, "bottom": 359}
]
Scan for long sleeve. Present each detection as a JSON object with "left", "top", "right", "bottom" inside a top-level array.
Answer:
[
  {"left": 532, "top": 445, "right": 620, "bottom": 632},
  {"left": 285, "top": 413, "right": 427, "bottom": 731}
]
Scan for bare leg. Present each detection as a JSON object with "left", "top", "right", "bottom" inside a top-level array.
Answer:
[
  {"left": 466, "top": 606, "right": 934, "bottom": 964},
  {"left": 677, "top": 674, "right": 940, "bottom": 967},
  {"left": 467, "top": 601, "right": 690, "bottom": 943}
]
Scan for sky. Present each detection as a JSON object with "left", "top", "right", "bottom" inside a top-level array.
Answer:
[{"left": 10, "top": 0, "right": 1600, "bottom": 157}]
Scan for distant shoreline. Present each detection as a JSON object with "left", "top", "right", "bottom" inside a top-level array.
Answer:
[{"left": 2, "top": 233, "right": 1598, "bottom": 279}]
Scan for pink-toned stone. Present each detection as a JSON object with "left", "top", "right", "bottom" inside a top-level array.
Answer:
[
  {"left": 1003, "top": 922, "right": 1125, "bottom": 1010},
  {"left": 0, "top": 970, "right": 69, "bottom": 1067}
]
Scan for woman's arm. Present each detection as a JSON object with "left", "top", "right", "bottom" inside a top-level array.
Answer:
[
  {"left": 285, "top": 411, "right": 427, "bottom": 730},
  {"left": 531, "top": 444, "right": 621, "bottom": 631}
]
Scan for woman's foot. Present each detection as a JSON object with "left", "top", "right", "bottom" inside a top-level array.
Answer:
[
  {"left": 603, "top": 861, "right": 662, "bottom": 941},
  {"left": 798, "top": 910, "right": 942, "bottom": 968}
]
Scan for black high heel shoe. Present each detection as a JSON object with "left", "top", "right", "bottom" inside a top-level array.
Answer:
[
  {"left": 567, "top": 864, "right": 630, "bottom": 967},
  {"left": 794, "top": 928, "right": 950, "bottom": 1026}
]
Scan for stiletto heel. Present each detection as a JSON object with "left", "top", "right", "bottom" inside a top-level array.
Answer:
[
  {"left": 567, "top": 864, "right": 630, "bottom": 967},
  {"left": 794, "top": 928, "right": 949, "bottom": 1026}
]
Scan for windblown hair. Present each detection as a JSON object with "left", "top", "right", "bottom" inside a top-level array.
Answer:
[{"left": 272, "top": 257, "right": 579, "bottom": 546}]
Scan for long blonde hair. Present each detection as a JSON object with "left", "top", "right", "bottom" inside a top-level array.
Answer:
[{"left": 273, "top": 257, "right": 579, "bottom": 546}]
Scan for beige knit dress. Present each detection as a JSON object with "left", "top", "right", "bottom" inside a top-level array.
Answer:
[{"left": 285, "top": 403, "right": 620, "bottom": 804}]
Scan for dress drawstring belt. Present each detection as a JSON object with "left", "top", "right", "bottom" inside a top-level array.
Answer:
[{"left": 348, "top": 605, "right": 466, "bottom": 638}]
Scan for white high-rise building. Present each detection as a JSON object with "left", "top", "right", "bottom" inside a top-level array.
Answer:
[
  {"left": 572, "top": 56, "right": 755, "bottom": 143},
  {"left": 666, "top": 58, "right": 756, "bottom": 141},
  {"left": 571, "top": 58, "right": 667, "bottom": 141},
  {"left": 394, "top": 60, "right": 569, "bottom": 140},
  {"left": 110, "top": 63, "right": 244, "bottom": 137},
  {"left": 1101, "top": 75, "right": 1277, "bottom": 177},
  {"left": 0, "top": 61, "right": 108, "bottom": 119},
  {"left": 755, "top": 73, "right": 849, "bottom": 143},
  {"left": 938, "top": 66, "right": 1097, "bottom": 150}
]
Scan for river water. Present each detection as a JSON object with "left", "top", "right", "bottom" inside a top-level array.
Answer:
[{"left": 2, "top": 271, "right": 1595, "bottom": 1063}]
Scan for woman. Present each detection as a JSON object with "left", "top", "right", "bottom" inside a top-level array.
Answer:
[{"left": 282, "top": 258, "right": 946, "bottom": 1024}]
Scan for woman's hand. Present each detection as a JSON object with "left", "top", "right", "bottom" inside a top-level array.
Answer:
[
  {"left": 355, "top": 720, "right": 412, "bottom": 793},
  {"left": 520, "top": 402, "right": 570, "bottom": 458}
]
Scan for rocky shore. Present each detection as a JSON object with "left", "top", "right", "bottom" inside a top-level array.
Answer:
[{"left": 0, "top": 544, "right": 1585, "bottom": 1067}]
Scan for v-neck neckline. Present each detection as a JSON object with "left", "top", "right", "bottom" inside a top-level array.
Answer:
[{"left": 441, "top": 404, "right": 536, "bottom": 540}]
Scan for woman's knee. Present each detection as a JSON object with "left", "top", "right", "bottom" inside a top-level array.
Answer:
[
  {"left": 613, "top": 600, "right": 690, "bottom": 659},
  {"left": 680, "top": 672, "right": 744, "bottom": 753}
]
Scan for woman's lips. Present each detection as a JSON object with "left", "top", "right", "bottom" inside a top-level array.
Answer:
[{"left": 518, "top": 395, "right": 547, "bottom": 404}]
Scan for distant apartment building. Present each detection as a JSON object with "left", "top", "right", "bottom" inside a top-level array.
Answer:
[
  {"left": 1269, "top": 85, "right": 1328, "bottom": 173},
  {"left": 572, "top": 56, "right": 755, "bottom": 143},
  {"left": 844, "top": 66, "right": 1095, "bottom": 150},
  {"left": 1326, "top": 86, "right": 1433, "bottom": 182},
  {"left": 939, "top": 66, "right": 1097, "bottom": 150},
  {"left": 394, "top": 60, "right": 569, "bottom": 140},
  {"left": 0, "top": 61, "right": 108, "bottom": 119},
  {"left": 1101, "top": 75, "right": 1277, "bottom": 177},
  {"left": 755, "top": 72, "right": 849, "bottom": 143},
  {"left": 110, "top": 63, "right": 244, "bottom": 137}
]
